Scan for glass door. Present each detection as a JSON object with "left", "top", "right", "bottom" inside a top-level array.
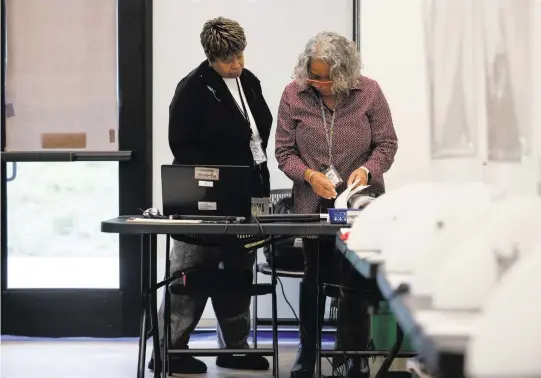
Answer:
[{"left": 1, "top": 0, "right": 153, "bottom": 338}]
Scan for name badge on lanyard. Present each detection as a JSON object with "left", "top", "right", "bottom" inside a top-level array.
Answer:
[
  {"left": 250, "top": 140, "right": 267, "bottom": 165},
  {"left": 320, "top": 98, "right": 343, "bottom": 186},
  {"left": 324, "top": 165, "right": 342, "bottom": 186}
]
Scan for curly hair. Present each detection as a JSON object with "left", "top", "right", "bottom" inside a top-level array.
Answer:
[
  {"left": 200, "top": 17, "right": 247, "bottom": 62},
  {"left": 293, "top": 31, "right": 362, "bottom": 93}
]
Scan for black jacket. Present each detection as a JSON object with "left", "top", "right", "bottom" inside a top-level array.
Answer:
[{"left": 169, "top": 61, "right": 272, "bottom": 197}]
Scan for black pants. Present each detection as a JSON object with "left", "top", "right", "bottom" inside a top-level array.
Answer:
[
  {"left": 157, "top": 240, "right": 254, "bottom": 350},
  {"left": 302, "top": 237, "right": 335, "bottom": 286}
]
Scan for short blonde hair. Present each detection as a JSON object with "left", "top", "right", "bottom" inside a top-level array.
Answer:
[{"left": 200, "top": 17, "right": 247, "bottom": 62}]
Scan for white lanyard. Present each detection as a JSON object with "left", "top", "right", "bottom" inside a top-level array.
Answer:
[
  {"left": 319, "top": 97, "right": 337, "bottom": 168},
  {"left": 235, "top": 79, "right": 250, "bottom": 126},
  {"left": 234, "top": 79, "right": 266, "bottom": 165}
]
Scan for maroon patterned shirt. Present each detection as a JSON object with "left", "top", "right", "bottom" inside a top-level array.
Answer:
[{"left": 275, "top": 76, "right": 398, "bottom": 214}]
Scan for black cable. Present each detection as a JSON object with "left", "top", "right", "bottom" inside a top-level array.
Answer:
[
  {"left": 253, "top": 215, "right": 265, "bottom": 239},
  {"left": 277, "top": 277, "right": 297, "bottom": 324},
  {"left": 251, "top": 214, "right": 272, "bottom": 249},
  {"left": 223, "top": 217, "right": 229, "bottom": 235}
]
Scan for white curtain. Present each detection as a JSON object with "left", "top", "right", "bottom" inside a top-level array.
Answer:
[
  {"left": 5, "top": 0, "right": 118, "bottom": 151},
  {"left": 424, "top": 0, "right": 478, "bottom": 158},
  {"left": 480, "top": 0, "right": 533, "bottom": 162}
]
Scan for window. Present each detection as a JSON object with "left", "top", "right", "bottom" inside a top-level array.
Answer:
[{"left": 6, "top": 162, "right": 119, "bottom": 289}]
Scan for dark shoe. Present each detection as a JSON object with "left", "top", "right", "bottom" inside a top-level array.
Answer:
[
  {"left": 290, "top": 346, "right": 316, "bottom": 378},
  {"left": 345, "top": 372, "right": 370, "bottom": 378},
  {"left": 332, "top": 356, "right": 370, "bottom": 378},
  {"left": 148, "top": 356, "right": 207, "bottom": 374},
  {"left": 290, "top": 369, "right": 313, "bottom": 378},
  {"left": 216, "top": 355, "right": 270, "bottom": 371}
]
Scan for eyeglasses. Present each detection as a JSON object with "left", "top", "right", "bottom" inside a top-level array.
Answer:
[
  {"left": 307, "top": 79, "right": 333, "bottom": 91},
  {"left": 307, "top": 79, "right": 333, "bottom": 86}
]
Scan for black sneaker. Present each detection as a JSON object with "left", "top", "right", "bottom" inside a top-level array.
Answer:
[
  {"left": 216, "top": 355, "right": 270, "bottom": 371},
  {"left": 148, "top": 356, "right": 207, "bottom": 374}
]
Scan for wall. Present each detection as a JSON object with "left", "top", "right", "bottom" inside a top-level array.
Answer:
[
  {"left": 360, "top": 0, "right": 432, "bottom": 189},
  {"left": 153, "top": 0, "right": 353, "bottom": 320},
  {"left": 362, "top": 0, "right": 541, "bottom": 195}
]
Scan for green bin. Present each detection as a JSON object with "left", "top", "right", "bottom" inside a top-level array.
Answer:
[{"left": 371, "top": 301, "right": 414, "bottom": 352}]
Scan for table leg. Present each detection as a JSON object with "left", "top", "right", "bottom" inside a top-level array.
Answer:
[
  {"left": 373, "top": 321, "right": 405, "bottom": 378},
  {"left": 253, "top": 252, "right": 258, "bottom": 349},
  {"left": 137, "top": 234, "right": 150, "bottom": 378},
  {"left": 162, "top": 235, "right": 171, "bottom": 378},
  {"left": 137, "top": 297, "right": 148, "bottom": 378},
  {"left": 270, "top": 236, "right": 280, "bottom": 378},
  {"left": 315, "top": 238, "right": 322, "bottom": 378},
  {"left": 148, "top": 234, "right": 161, "bottom": 378}
]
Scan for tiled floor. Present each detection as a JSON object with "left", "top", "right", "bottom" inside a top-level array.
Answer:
[
  {"left": 0, "top": 339, "right": 329, "bottom": 378},
  {"left": 0, "top": 338, "right": 408, "bottom": 378}
]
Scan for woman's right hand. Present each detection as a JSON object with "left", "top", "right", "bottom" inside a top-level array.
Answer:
[{"left": 308, "top": 171, "right": 337, "bottom": 200}]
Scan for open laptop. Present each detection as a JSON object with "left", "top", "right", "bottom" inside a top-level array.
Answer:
[{"left": 161, "top": 165, "right": 252, "bottom": 220}]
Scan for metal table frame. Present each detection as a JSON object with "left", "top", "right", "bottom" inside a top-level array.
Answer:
[{"left": 101, "top": 216, "right": 343, "bottom": 378}]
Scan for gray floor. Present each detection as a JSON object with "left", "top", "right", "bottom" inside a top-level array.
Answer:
[
  {"left": 0, "top": 339, "right": 334, "bottom": 378},
  {"left": 0, "top": 338, "right": 408, "bottom": 378}
]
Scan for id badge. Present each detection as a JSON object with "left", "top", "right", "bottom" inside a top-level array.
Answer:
[
  {"left": 250, "top": 140, "right": 267, "bottom": 165},
  {"left": 324, "top": 165, "right": 343, "bottom": 186}
]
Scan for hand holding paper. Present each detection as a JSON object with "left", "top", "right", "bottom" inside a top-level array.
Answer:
[
  {"left": 334, "top": 179, "right": 370, "bottom": 209},
  {"left": 347, "top": 167, "right": 369, "bottom": 188}
]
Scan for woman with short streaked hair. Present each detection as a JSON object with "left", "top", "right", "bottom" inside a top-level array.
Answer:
[
  {"left": 275, "top": 31, "right": 398, "bottom": 378},
  {"left": 151, "top": 17, "right": 272, "bottom": 375}
]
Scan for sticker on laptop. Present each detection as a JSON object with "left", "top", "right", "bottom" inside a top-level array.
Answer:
[
  {"left": 198, "top": 202, "right": 217, "bottom": 211},
  {"left": 198, "top": 180, "right": 214, "bottom": 187},
  {"left": 195, "top": 167, "right": 219, "bottom": 181}
]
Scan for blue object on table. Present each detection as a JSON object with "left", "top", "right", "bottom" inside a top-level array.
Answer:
[
  {"left": 328, "top": 208, "right": 348, "bottom": 224},
  {"left": 328, "top": 208, "right": 349, "bottom": 224},
  {"left": 328, "top": 208, "right": 364, "bottom": 224}
]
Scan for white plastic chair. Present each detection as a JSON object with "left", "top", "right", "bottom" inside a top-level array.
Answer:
[
  {"left": 431, "top": 197, "right": 541, "bottom": 311},
  {"left": 465, "top": 244, "right": 541, "bottom": 378}
]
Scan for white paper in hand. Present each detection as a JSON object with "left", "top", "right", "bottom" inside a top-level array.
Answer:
[
  {"left": 350, "top": 195, "right": 376, "bottom": 209},
  {"left": 334, "top": 180, "right": 370, "bottom": 208}
]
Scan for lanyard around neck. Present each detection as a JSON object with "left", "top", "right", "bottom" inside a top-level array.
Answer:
[
  {"left": 319, "top": 97, "right": 337, "bottom": 168},
  {"left": 235, "top": 78, "right": 250, "bottom": 125}
]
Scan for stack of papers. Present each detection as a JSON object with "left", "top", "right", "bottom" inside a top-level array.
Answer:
[{"left": 334, "top": 180, "right": 372, "bottom": 209}]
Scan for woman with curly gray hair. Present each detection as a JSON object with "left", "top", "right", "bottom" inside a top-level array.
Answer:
[{"left": 275, "top": 32, "right": 398, "bottom": 378}]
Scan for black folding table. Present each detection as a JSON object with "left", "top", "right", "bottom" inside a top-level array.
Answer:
[{"left": 101, "top": 216, "right": 343, "bottom": 378}]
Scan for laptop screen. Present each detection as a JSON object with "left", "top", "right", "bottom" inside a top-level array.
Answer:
[{"left": 161, "top": 165, "right": 252, "bottom": 219}]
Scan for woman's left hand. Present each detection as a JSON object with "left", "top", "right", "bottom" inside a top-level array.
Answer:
[{"left": 347, "top": 168, "right": 368, "bottom": 188}]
